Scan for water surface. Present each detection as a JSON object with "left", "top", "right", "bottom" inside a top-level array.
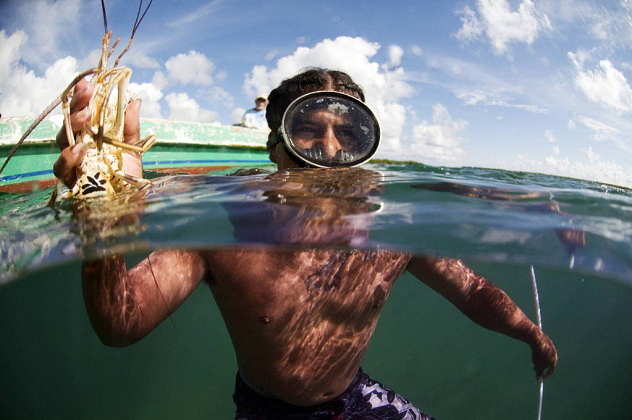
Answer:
[{"left": 1, "top": 163, "right": 631, "bottom": 419}]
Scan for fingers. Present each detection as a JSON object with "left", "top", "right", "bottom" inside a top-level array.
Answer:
[
  {"left": 123, "top": 99, "right": 141, "bottom": 144},
  {"left": 53, "top": 143, "right": 87, "bottom": 188},
  {"left": 57, "top": 78, "right": 94, "bottom": 150},
  {"left": 55, "top": 91, "right": 143, "bottom": 184},
  {"left": 557, "top": 229, "right": 587, "bottom": 250},
  {"left": 532, "top": 335, "right": 559, "bottom": 380},
  {"left": 69, "top": 78, "right": 93, "bottom": 113},
  {"left": 121, "top": 99, "right": 143, "bottom": 178}
]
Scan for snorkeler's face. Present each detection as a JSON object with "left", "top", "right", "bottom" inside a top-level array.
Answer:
[
  {"left": 276, "top": 90, "right": 380, "bottom": 169},
  {"left": 291, "top": 110, "right": 356, "bottom": 161}
]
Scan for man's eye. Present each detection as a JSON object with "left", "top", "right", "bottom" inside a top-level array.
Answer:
[
  {"left": 293, "top": 125, "right": 321, "bottom": 138},
  {"left": 335, "top": 127, "right": 355, "bottom": 141}
]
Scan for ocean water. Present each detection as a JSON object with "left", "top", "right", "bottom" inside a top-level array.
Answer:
[{"left": 1, "top": 163, "right": 631, "bottom": 419}]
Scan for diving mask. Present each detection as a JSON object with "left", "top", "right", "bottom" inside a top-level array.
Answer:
[{"left": 279, "top": 91, "right": 380, "bottom": 168}]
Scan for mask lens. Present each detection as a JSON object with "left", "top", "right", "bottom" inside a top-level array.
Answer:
[{"left": 281, "top": 92, "right": 380, "bottom": 168}]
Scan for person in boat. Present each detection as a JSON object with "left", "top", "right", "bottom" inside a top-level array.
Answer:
[
  {"left": 241, "top": 96, "right": 269, "bottom": 129},
  {"left": 54, "top": 69, "right": 557, "bottom": 420}
]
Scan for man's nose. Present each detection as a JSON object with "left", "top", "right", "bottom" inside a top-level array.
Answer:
[{"left": 320, "top": 127, "right": 343, "bottom": 158}]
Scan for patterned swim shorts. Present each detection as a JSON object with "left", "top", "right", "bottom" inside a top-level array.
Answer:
[{"left": 233, "top": 368, "right": 434, "bottom": 419}]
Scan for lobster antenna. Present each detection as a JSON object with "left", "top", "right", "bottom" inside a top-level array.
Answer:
[
  {"left": 113, "top": 0, "right": 154, "bottom": 67},
  {"left": 529, "top": 265, "right": 544, "bottom": 420},
  {"left": 100, "top": 0, "right": 109, "bottom": 34},
  {"left": 132, "top": 0, "right": 154, "bottom": 38}
]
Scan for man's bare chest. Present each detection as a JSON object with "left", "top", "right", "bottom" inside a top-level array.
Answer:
[{"left": 203, "top": 248, "right": 410, "bottom": 313}]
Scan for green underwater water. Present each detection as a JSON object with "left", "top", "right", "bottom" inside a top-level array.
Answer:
[
  {"left": 1, "top": 163, "right": 631, "bottom": 419},
  {"left": 1, "top": 259, "right": 631, "bottom": 419}
]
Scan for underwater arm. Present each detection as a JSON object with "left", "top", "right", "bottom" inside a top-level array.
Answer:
[
  {"left": 413, "top": 183, "right": 586, "bottom": 253},
  {"left": 82, "top": 249, "right": 207, "bottom": 346},
  {"left": 407, "top": 256, "right": 558, "bottom": 378}
]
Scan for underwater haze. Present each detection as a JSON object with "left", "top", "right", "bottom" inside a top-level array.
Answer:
[{"left": 1, "top": 163, "right": 632, "bottom": 419}]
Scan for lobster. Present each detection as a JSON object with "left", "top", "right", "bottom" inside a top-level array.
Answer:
[{"left": 0, "top": 0, "right": 156, "bottom": 200}]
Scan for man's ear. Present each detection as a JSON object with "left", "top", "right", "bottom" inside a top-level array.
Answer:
[{"left": 267, "top": 132, "right": 279, "bottom": 163}]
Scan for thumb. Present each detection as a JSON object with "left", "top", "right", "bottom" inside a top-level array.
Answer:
[{"left": 123, "top": 99, "right": 141, "bottom": 144}]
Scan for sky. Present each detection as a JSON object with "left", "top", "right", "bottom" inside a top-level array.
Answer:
[{"left": 1, "top": 0, "right": 632, "bottom": 187}]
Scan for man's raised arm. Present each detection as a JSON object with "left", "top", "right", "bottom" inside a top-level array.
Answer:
[
  {"left": 407, "top": 256, "right": 558, "bottom": 379},
  {"left": 52, "top": 78, "right": 208, "bottom": 346},
  {"left": 82, "top": 250, "right": 207, "bottom": 346}
]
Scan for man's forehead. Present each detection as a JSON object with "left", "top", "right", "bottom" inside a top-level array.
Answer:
[{"left": 301, "top": 109, "right": 351, "bottom": 124}]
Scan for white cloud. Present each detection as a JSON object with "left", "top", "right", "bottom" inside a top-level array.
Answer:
[
  {"left": 151, "top": 71, "right": 169, "bottom": 90},
  {"left": 569, "top": 54, "right": 632, "bottom": 113},
  {"left": 539, "top": 0, "right": 594, "bottom": 24},
  {"left": 410, "top": 45, "right": 423, "bottom": 56},
  {"left": 265, "top": 50, "right": 279, "bottom": 61},
  {"left": 513, "top": 148, "right": 632, "bottom": 187},
  {"left": 387, "top": 45, "right": 404, "bottom": 68},
  {"left": 544, "top": 129, "right": 556, "bottom": 143},
  {"left": 573, "top": 116, "right": 631, "bottom": 154},
  {"left": 455, "top": 0, "right": 550, "bottom": 55},
  {"left": 0, "top": 30, "right": 26, "bottom": 85},
  {"left": 422, "top": 54, "right": 546, "bottom": 113},
  {"left": 455, "top": 89, "right": 547, "bottom": 113},
  {"left": 0, "top": 30, "right": 78, "bottom": 117},
  {"left": 242, "top": 36, "right": 414, "bottom": 154},
  {"left": 77, "top": 49, "right": 102, "bottom": 71},
  {"left": 577, "top": 116, "right": 620, "bottom": 141},
  {"left": 165, "top": 51, "right": 215, "bottom": 86},
  {"left": 165, "top": 92, "right": 216, "bottom": 122},
  {"left": 455, "top": 5, "right": 484, "bottom": 41},
  {"left": 14, "top": 0, "right": 82, "bottom": 70},
  {"left": 539, "top": 0, "right": 632, "bottom": 49},
  {"left": 583, "top": 145, "right": 598, "bottom": 162},
  {"left": 128, "top": 82, "right": 164, "bottom": 119},
  {"left": 124, "top": 51, "right": 161, "bottom": 69},
  {"left": 231, "top": 107, "right": 246, "bottom": 124},
  {"left": 204, "top": 86, "right": 235, "bottom": 109},
  {"left": 410, "top": 104, "right": 467, "bottom": 164},
  {"left": 167, "top": 0, "right": 221, "bottom": 28}
]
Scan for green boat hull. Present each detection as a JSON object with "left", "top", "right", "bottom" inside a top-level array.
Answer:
[{"left": 0, "top": 117, "right": 272, "bottom": 192}]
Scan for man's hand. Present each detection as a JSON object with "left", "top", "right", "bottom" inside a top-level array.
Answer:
[
  {"left": 53, "top": 78, "right": 143, "bottom": 188},
  {"left": 531, "top": 329, "right": 558, "bottom": 379}
]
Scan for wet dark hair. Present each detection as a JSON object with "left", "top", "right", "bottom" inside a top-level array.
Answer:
[{"left": 266, "top": 68, "right": 365, "bottom": 151}]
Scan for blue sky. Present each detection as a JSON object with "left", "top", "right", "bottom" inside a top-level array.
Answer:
[{"left": 1, "top": 0, "right": 632, "bottom": 186}]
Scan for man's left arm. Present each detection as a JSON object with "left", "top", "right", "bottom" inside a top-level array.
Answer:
[{"left": 407, "top": 255, "right": 558, "bottom": 379}]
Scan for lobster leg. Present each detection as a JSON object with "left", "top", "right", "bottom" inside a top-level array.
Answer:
[
  {"left": 102, "top": 136, "right": 144, "bottom": 153},
  {"left": 138, "top": 134, "right": 156, "bottom": 152},
  {"left": 112, "top": 171, "right": 150, "bottom": 187},
  {"left": 100, "top": 134, "right": 156, "bottom": 153},
  {"left": 62, "top": 93, "right": 75, "bottom": 147}
]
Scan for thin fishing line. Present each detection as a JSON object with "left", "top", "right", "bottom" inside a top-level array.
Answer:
[
  {"left": 147, "top": 253, "right": 171, "bottom": 313},
  {"left": 147, "top": 253, "right": 177, "bottom": 331},
  {"left": 529, "top": 265, "right": 544, "bottom": 420},
  {"left": 100, "top": 0, "right": 108, "bottom": 33},
  {"left": 132, "top": 0, "right": 154, "bottom": 38}
]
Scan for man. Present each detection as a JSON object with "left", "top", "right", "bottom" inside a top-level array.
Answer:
[
  {"left": 54, "top": 69, "right": 557, "bottom": 420},
  {"left": 241, "top": 96, "right": 268, "bottom": 129}
]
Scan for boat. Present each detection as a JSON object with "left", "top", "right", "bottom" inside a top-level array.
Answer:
[{"left": 0, "top": 116, "right": 272, "bottom": 193}]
